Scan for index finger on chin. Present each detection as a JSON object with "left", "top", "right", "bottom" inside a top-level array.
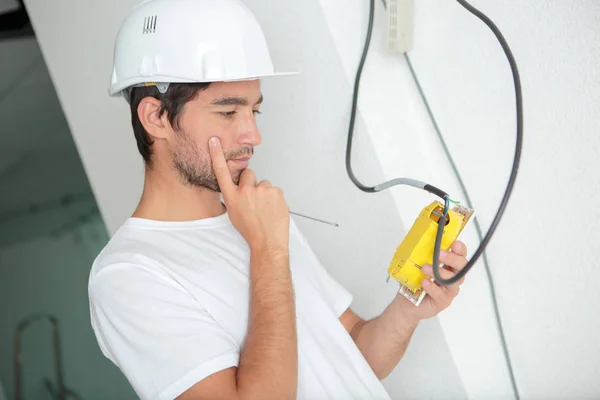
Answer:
[{"left": 209, "top": 137, "right": 235, "bottom": 197}]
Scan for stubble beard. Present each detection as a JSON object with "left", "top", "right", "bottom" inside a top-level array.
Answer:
[{"left": 171, "top": 131, "right": 253, "bottom": 192}]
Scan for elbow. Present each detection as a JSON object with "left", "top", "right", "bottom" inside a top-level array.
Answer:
[{"left": 349, "top": 319, "right": 368, "bottom": 342}]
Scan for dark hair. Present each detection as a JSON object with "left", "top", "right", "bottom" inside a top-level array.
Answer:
[{"left": 128, "top": 82, "right": 211, "bottom": 166}]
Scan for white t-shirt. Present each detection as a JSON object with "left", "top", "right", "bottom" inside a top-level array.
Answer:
[{"left": 88, "top": 212, "right": 391, "bottom": 400}]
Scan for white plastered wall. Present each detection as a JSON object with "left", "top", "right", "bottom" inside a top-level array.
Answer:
[{"left": 320, "top": 0, "right": 600, "bottom": 399}]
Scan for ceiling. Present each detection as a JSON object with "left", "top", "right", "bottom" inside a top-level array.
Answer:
[
  {"left": 0, "top": 0, "right": 18, "bottom": 15},
  {"left": 0, "top": 33, "right": 97, "bottom": 247}
]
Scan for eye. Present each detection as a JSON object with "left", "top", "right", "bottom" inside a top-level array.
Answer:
[
  {"left": 253, "top": 110, "right": 262, "bottom": 116},
  {"left": 219, "top": 111, "right": 237, "bottom": 118}
]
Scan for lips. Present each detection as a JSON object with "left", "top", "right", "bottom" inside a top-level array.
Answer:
[
  {"left": 226, "top": 148, "right": 253, "bottom": 165},
  {"left": 229, "top": 156, "right": 251, "bottom": 168}
]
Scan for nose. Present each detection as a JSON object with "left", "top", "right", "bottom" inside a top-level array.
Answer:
[{"left": 237, "top": 111, "right": 262, "bottom": 147}]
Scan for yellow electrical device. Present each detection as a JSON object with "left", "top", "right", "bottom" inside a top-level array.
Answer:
[{"left": 388, "top": 201, "right": 475, "bottom": 306}]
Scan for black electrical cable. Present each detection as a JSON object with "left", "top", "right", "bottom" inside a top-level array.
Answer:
[
  {"left": 404, "top": 52, "right": 520, "bottom": 400},
  {"left": 426, "top": 1, "right": 524, "bottom": 394},
  {"left": 345, "top": 0, "right": 448, "bottom": 200},
  {"left": 431, "top": 0, "right": 523, "bottom": 286},
  {"left": 345, "top": 0, "right": 377, "bottom": 194},
  {"left": 346, "top": 0, "right": 523, "bottom": 284},
  {"left": 345, "top": 0, "right": 522, "bottom": 398}
]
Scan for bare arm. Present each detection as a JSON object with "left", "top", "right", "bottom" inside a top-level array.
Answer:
[
  {"left": 237, "top": 246, "right": 297, "bottom": 399},
  {"left": 340, "top": 299, "right": 419, "bottom": 380},
  {"left": 178, "top": 138, "right": 297, "bottom": 400},
  {"left": 340, "top": 242, "right": 469, "bottom": 380}
]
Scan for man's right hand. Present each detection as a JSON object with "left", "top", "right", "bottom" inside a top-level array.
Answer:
[
  {"left": 209, "top": 137, "right": 290, "bottom": 252},
  {"left": 179, "top": 137, "right": 297, "bottom": 400}
]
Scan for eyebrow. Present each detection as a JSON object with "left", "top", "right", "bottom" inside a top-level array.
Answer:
[{"left": 211, "top": 94, "right": 264, "bottom": 106}]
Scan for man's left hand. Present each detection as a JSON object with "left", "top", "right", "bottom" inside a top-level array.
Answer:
[{"left": 398, "top": 241, "right": 468, "bottom": 322}]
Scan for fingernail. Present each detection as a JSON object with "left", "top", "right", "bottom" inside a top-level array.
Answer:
[
  {"left": 440, "top": 250, "right": 448, "bottom": 260},
  {"left": 422, "top": 264, "right": 432, "bottom": 275},
  {"left": 209, "top": 137, "right": 219, "bottom": 147}
]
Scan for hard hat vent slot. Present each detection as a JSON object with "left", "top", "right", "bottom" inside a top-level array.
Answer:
[{"left": 143, "top": 15, "right": 158, "bottom": 35}]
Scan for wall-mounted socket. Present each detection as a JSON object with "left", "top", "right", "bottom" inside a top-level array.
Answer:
[{"left": 387, "top": 0, "right": 413, "bottom": 53}]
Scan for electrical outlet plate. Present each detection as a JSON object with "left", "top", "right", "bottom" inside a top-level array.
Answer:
[{"left": 387, "top": 0, "right": 414, "bottom": 54}]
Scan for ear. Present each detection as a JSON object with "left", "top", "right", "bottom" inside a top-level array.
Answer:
[{"left": 137, "top": 97, "right": 170, "bottom": 140}]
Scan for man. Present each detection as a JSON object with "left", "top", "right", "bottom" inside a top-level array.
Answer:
[{"left": 88, "top": 0, "right": 468, "bottom": 399}]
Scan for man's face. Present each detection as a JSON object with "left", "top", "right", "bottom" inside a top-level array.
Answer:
[{"left": 168, "top": 80, "right": 263, "bottom": 192}]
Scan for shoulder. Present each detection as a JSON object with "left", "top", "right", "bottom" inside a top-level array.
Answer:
[{"left": 88, "top": 224, "right": 183, "bottom": 301}]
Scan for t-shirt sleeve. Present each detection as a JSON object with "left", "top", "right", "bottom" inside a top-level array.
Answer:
[
  {"left": 291, "top": 221, "right": 354, "bottom": 318},
  {"left": 88, "top": 263, "right": 239, "bottom": 400}
]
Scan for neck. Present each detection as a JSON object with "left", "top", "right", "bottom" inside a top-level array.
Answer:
[{"left": 133, "top": 165, "right": 225, "bottom": 222}]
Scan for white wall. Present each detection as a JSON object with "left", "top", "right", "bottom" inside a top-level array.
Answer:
[
  {"left": 23, "top": 0, "right": 469, "bottom": 398},
  {"left": 408, "top": 2, "right": 600, "bottom": 399},
  {"left": 322, "top": 0, "right": 600, "bottom": 399},
  {"left": 0, "top": 213, "right": 136, "bottom": 399}
]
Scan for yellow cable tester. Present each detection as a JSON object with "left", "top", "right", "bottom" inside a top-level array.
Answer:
[{"left": 387, "top": 201, "right": 474, "bottom": 305}]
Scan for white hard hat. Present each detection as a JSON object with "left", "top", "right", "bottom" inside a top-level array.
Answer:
[{"left": 109, "top": 0, "right": 295, "bottom": 97}]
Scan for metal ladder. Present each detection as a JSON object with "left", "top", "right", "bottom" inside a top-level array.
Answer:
[{"left": 13, "top": 313, "right": 83, "bottom": 400}]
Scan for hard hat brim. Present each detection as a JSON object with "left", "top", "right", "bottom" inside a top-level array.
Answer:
[{"left": 108, "top": 71, "right": 300, "bottom": 97}]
